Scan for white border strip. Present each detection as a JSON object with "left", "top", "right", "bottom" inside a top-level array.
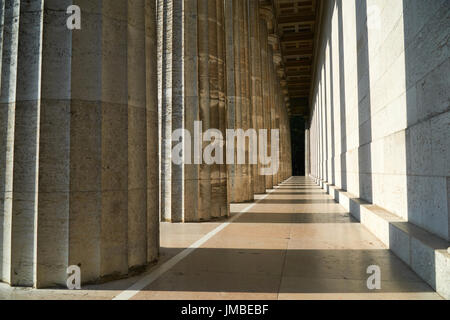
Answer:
[{"left": 113, "top": 187, "right": 279, "bottom": 300}]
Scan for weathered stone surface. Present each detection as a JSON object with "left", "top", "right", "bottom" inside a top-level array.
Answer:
[
  {"left": 309, "top": 0, "right": 450, "bottom": 299},
  {"left": 0, "top": 0, "right": 159, "bottom": 288}
]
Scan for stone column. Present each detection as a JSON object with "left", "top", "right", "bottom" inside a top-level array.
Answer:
[
  {"left": 208, "top": 0, "right": 220, "bottom": 219},
  {"left": 226, "top": 0, "right": 244, "bottom": 203},
  {"left": 249, "top": 0, "right": 265, "bottom": 194},
  {"left": 36, "top": 0, "right": 72, "bottom": 288},
  {"left": 159, "top": 0, "right": 227, "bottom": 222},
  {"left": 235, "top": 0, "right": 245, "bottom": 202},
  {"left": 268, "top": 45, "right": 276, "bottom": 186},
  {"left": 197, "top": 0, "right": 212, "bottom": 220},
  {"left": 0, "top": 0, "right": 159, "bottom": 288},
  {"left": 183, "top": 0, "right": 200, "bottom": 222},
  {"left": 10, "top": 0, "right": 44, "bottom": 286},
  {"left": 170, "top": 0, "right": 185, "bottom": 222},
  {"left": 0, "top": 0, "right": 4, "bottom": 88},
  {"left": 274, "top": 78, "right": 281, "bottom": 185},
  {"left": 145, "top": 0, "right": 160, "bottom": 264},
  {"left": 305, "top": 128, "right": 311, "bottom": 176},
  {"left": 160, "top": 0, "right": 174, "bottom": 222},
  {"left": 127, "top": 0, "right": 150, "bottom": 270},
  {"left": 0, "top": 0, "right": 20, "bottom": 285},
  {"left": 216, "top": 0, "right": 228, "bottom": 217},
  {"left": 224, "top": 0, "right": 237, "bottom": 203},
  {"left": 242, "top": 0, "right": 253, "bottom": 201},
  {"left": 259, "top": 17, "right": 273, "bottom": 190}
]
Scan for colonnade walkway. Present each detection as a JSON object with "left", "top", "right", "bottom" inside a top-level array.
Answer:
[{"left": 0, "top": 177, "right": 442, "bottom": 300}]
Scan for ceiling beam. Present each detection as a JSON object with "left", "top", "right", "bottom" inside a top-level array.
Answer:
[
  {"left": 281, "top": 31, "right": 314, "bottom": 42},
  {"left": 282, "top": 48, "right": 313, "bottom": 57},
  {"left": 284, "top": 60, "right": 312, "bottom": 68},
  {"left": 278, "top": 14, "right": 316, "bottom": 24}
]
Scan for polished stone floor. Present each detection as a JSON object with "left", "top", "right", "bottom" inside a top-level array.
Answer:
[{"left": 0, "top": 177, "right": 442, "bottom": 300}]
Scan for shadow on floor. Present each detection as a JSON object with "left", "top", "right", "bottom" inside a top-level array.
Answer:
[
  {"left": 231, "top": 212, "right": 357, "bottom": 224},
  {"left": 126, "top": 247, "right": 435, "bottom": 294}
]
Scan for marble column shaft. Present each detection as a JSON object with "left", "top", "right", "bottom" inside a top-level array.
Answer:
[
  {"left": 0, "top": 0, "right": 159, "bottom": 288},
  {"left": 259, "top": 19, "right": 273, "bottom": 190},
  {"left": 159, "top": 0, "right": 228, "bottom": 222},
  {"left": 216, "top": 0, "right": 228, "bottom": 217},
  {"left": 249, "top": 0, "right": 265, "bottom": 194}
]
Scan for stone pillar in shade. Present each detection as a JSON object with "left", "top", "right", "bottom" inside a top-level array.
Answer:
[
  {"left": 0, "top": 0, "right": 20, "bottom": 285},
  {"left": 197, "top": 0, "right": 212, "bottom": 220},
  {"left": 249, "top": 0, "right": 265, "bottom": 194},
  {"left": 10, "top": 0, "right": 44, "bottom": 286},
  {"left": 224, "top": 0, "right": 237, "bottom": 203},
  {"left": 258, "top": 15, "right": 273, "bottom": 190},
  {"left": 216, "top": 0, "right": 228, "bottom": 217},
  {"left": 183, "top": 0, "right": 200, "bottom": 222},
  {"left": 235, "top": 0, "right": 245, "bottom": 202},
  {"left": 0, "top": 0, "right": 4, "bottom": 88},
  {"left": 145, "top": 0, "right": 160, "bottom": 265},
  {"left": 0, "top": 0, "right": 160, "bottom": 288},
  {"left": 207, "top": 0, "right": 220, "bottom": 219},
  {"left": 225, "top": 0, "right": 243, "bottom": 203},
  {"left": 305, "top": 128, "right": 311, "bottom": 177},
  {"left": 268, "top": 45, "right": 276, "bottom": 186},
  {"left": 159, "top": 0, "right": 175, "bottom": 222},
  {"left": 242, "top": 0, "right": 254, "bottom": 201},
  {"left": 158, "top": 0, "right": 228, "bottom": 222}
]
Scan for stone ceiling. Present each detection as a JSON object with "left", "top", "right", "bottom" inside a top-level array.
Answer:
[{"left": 270, "top": 0, "right": 321, "bottom": 117}]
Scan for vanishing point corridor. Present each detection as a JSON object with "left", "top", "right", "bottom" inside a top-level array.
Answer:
[
  {"left": 0, "top": 177, "right": 441, "bottom": 299},
  {"left": 129, "top": 177, "right": 441, "bottom": 300},
  {"left": 0, "top": 0, "right": 449, "bottom": 302}
]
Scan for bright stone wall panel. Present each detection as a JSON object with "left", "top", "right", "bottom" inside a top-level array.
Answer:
[{"left": 308, "top": 0, "right": 450, "bottom": 240}]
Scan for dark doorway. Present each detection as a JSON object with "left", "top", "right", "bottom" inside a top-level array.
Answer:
[{"left": 290, "top": 116, "right": 306, "bottom": 176}]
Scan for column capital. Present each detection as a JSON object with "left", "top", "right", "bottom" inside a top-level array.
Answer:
[
  {"left": 259, "top": 5, "right": 275, "bottom": 34},
  {"left": 273, "top": 51, "right": 282, "bottom": 65}
]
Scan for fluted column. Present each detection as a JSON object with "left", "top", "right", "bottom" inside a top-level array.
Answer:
[
  {"left": 225, "top": 0, "right": 237, "bottom": 203},
  {"left": 259, "top": 18, "right": 273, "bottom": 190},
  {"left": 183, "top": 0, "right": 200, "bottom": 222},
  {"left": 0, "top": 0, "right": 20, "bottom": 284},
  {"left": 10, "top": 0, "right": 44, "bottom": 286},
  {"left": 249, "top": 0, "right": 265, "bottom": 194},
  {"left": 197, "top": 0, "right": 212, "bottom": 220},
  {"left": 305, "top": 128, "right": 311, "bottom": 177},
  {"left": 268, "top": 45, "right": 276, "bottom": 186},
  {"left": 0, "top": 0, "right": 4, "bottom": 88},
  {"left": 226, "top": 0, "right": 244, "bottom": 203},
  {"left": 208, "top": 0, "right": 220, "bottom": 218},
  {"left": 242, "top": 0, "right": 253, "bottom": 201},
  {"left": 160, "top": 0, "right": 174, "bottom": 222},
  {"left": 145, "top": 0, "right": 160, "bottom": 264},
  {"left": 0, "top": 0, "right": 159, "bottom": 288},
  {"left": 216, "top": 0, "right": 228, "bottom": 217},
  {"left": 159, "top": 0, "right": 227, "bottom": 222}
]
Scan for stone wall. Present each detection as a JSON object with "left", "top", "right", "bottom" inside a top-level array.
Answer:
[
  {"left": 308, "top": 0, "right": 450, "bottom": 298},
  {"left": 309, "top": 0, "right": 449, "bottom": 241}
]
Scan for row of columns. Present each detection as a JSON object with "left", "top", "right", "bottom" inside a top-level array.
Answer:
[
  {"left": 0, "top": 0, "right": 292, "bottom": 287},
  {"left": 159, "top": 0, "right": 292, "bottom": 222},
  {"left": 225, "top": 0, "right": 292, "bottom": 202},
  {"left": 0, "top": 0, "right": 159, "bottom": 288}
]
